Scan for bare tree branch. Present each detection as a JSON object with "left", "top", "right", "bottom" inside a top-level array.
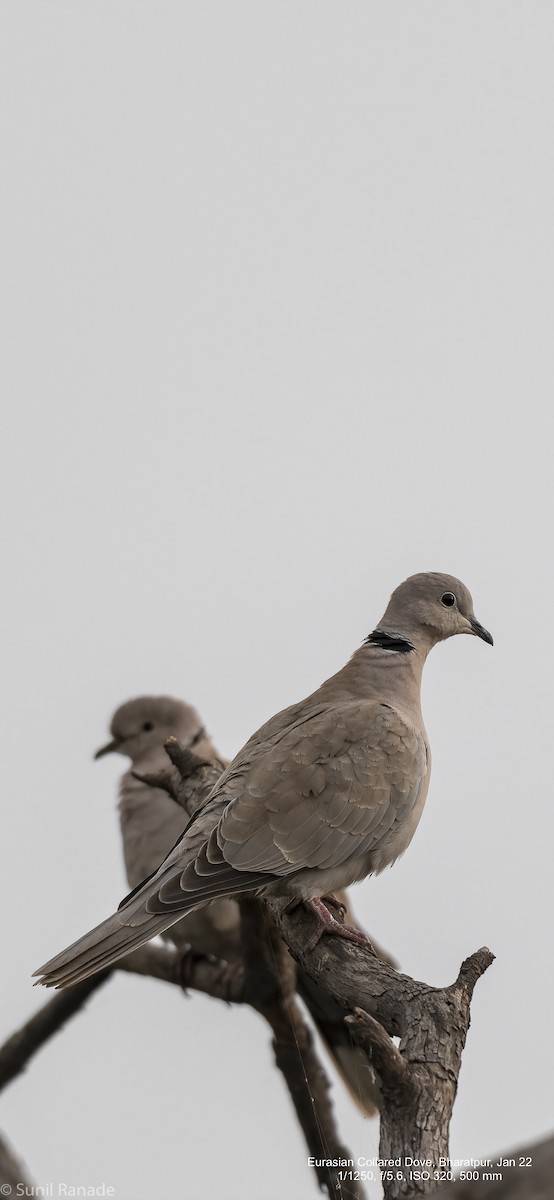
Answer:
[
  {"left": 123, "top": 932, "right": 368, "bottom": 1200},
  {"left": 345, "top": 1007, "right": 410, "bottom": 1093},
  {"left": 120, "top": 942, "right": 245, "bottom": 1002},
  {"left": 0, "top": 972, "right": 112, "bottom": 1093},
  {"left": 160, "top": 737, "right": 495, "bottom": 1200},
  {"left": 4, "top": 935, "right": 364, "bottom": 1200},
  {"left": 4, "top": 737, "right": 495, "bottom": 1200},
  {"left": 239, "top": 898, "right": 366, "bottom": 1200},
  {"left": 0, "top": 946, "right": 247, "bottom": 1102},
  {"left": 265, "top": 895, "right": 493, "bottom": 1198},
  {"left": 3, "top": 931, "right": 541, "bottom": 1200}
]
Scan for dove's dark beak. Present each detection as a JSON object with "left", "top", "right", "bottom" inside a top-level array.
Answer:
[
  {"left": 469, "top": 617, "right": 493, "bottom": 646},
  {"left": 94, "top": 738, "right": 122, "bottom": 760}
]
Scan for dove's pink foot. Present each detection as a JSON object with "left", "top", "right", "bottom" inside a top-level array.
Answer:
[
  {"left": 211, "top": 959, "right": 244, "bottom": 1002},
  {"left": 283, "top": 892, "right": 345, "bottom": 919},
  {"left": 282, "top": 902, "right": 374, "bottom": 955},
  {"left": 178, "top": 945, "right": 212, "bottom": 991},
  {"left": 178, "top": 948, "right": 242, "bottom": 1000},
  {"left": 320, "top": 893, "right": 347, "bottom": 920},
  {"left": 286, "top": 897, "right": 374, "bottom": 953}
]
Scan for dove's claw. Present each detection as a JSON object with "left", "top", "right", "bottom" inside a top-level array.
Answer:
[
  {"left": 213, "top": 959, "right": 244, "bottom": 1003},
  {"left": 302, "top": 897, "right": 374, "bottom": 954},
  {"left": 178, "top": 946, "right": 219, "bottom": 991},
  {"left": 178, "top": 947, "right": 243, "bottom": 1001},
  {"left": 320, "top": 893, "right": 347, "bottom": 920}
]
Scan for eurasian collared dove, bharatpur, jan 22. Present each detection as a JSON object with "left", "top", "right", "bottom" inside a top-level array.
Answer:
[
  {"left": 93, "top": 693, "right": 393, "bottom": 1114},
  {"left": 34, "top": 572, "right": 492, "bottom": 993}
]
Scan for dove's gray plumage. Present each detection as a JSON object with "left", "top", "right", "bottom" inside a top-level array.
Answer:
[
  {"left": 35, "top": 573, "right": 492, "bottom": 991},
  {"left": 99, "top": 696, "right": 242, "bottom": 960},
  {"left": 96, "top": 694, "right": 386, "bottom": 1114}
]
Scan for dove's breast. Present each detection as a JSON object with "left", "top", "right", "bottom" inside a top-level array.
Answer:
[{"left": 118, "top": 772, "right": 188, "bottom": 888}]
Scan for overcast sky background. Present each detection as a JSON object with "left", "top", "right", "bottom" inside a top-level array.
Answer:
[{"left": 1, "top": 5, "right": 553, "bottom": 1199}]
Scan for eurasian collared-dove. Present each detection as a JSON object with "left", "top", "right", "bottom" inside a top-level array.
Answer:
[
  {"left": 95, "top": 694, "right": 388, "bottom": 1114},
  {"left": 95, "top": 696, "right": 242, "bottom": 961},
  {"left": 35, "top": 573, "right": 492, "bottom": 991}
]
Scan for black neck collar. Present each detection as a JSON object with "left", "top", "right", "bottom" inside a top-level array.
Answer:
[{"left": 364, "top": 629, "right": 415, "bottom": 654}]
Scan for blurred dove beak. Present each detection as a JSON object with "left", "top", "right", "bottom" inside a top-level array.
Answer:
[
  {"left": 469, "top": 617, "right": 493, "bottom": 645},
  {"left": 94, "top": 738, "right": 122, "bottom": 760}
]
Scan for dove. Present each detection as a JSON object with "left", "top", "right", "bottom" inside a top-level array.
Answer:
[
  {"left": 95, "top": 694, "right": 388, "bottom": 1114},
  {"left": 35, "top": 573, "right": 492, "bottom": 991},
  {"left": 95, "top": 696, "right": 242, "bottom": 962}
]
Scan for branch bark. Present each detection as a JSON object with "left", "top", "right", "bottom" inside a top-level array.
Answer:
[
  {"left": 153, "top": 739, "right": 495, "bottom": 1199},
  {"left": 266, "top": 896, "right": 493, "bottom": 1197},
  {"left": 4, "top": 942, "right": 367, "bottom": 1199},
  {"left": 162, "top": 737, "right": 495, "bottom": 1200},
  {"left": 3, "top": 942, "right": 364, "bottom": 1200},
  {"left": 239, "top": 897, "right": 365, "bottom": 1200},
  {"left": 124, "top": 920, "right": 368, "bottom": 1199},
  {"left": 6, "top": 738, "right": 494, "bottom": 1200}
]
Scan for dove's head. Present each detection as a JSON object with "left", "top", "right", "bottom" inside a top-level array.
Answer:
[
  {"left": 375, "top": 573, "right": 493, "bottom": 653},
  {"left": 94, "top": 695, "right": 205, "bottom": 764}
]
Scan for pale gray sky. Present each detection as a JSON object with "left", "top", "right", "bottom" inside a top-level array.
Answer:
[{"left": 1, "top": 4, "right": 553, "bottom": 1198}]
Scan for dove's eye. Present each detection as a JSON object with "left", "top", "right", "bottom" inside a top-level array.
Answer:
[
  {"left": 142, "top": 721, "right": 154, "bottom": 732},
  {"left": 441, "top": 592, "right": 456, "bottom": 607}
]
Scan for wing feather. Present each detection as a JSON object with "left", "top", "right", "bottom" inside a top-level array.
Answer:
[{"left": 217, "top": 701, "right": 428, "bottom": 876}]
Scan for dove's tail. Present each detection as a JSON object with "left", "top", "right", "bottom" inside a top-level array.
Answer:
[
  {"left": 32, "top": 903, "right": 196, "bottom": 989},
  {"left": 33, "top": 835, "right": 267, "bottom": 989}
]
